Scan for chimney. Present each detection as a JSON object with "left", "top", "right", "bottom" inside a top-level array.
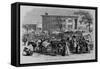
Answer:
[{"left": 45, "top": 12, "right": 48, "bottom": 15}]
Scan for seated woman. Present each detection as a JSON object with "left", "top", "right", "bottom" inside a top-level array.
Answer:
[{"left": 22, "top": 43, "right": 34, "bottom": 56}]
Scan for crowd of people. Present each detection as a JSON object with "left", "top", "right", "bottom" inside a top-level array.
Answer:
[{"left": 22, "top": 31, "right": 93, "bottom": 56}]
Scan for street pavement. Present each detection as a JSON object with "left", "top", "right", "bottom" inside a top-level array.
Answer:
[{"left": 20, "top": 45, "right": 95, "bottom": 64}]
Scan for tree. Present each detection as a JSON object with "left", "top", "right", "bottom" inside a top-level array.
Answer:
[{"left": 74, "top": 10, "right": 93, "bottom": 32}]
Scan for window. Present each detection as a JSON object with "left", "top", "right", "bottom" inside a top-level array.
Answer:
[{"left": 68, "top": 19, "right": 73, "bottom": 23}]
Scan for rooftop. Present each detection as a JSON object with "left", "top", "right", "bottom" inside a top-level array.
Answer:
[{"left": 41, "top": 15, "right": 78, "bottom": 18}]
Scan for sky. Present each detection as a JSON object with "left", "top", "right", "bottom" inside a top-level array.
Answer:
[{"left": 20, "top": 5, "right": 95, "bottom": 28}]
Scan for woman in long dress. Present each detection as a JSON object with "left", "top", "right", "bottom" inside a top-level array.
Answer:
[
  {"left": 65, "top": 38, "right": 70, "bottom": 55},
  {"left": 65, "top": 41, "right": 70, "bottom": 55}
]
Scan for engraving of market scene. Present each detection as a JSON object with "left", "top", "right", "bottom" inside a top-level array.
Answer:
[{"left": 20, "top": 6, "right": 95, "bottom": 63}]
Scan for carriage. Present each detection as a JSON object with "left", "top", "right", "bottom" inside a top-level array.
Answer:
[{"left": 22, "top": 38, "right": 66, "bottom": 56}]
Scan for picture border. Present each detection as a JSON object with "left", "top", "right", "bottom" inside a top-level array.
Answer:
[{"left": 12, "top": 2, "right": 98, "bottom": 67}]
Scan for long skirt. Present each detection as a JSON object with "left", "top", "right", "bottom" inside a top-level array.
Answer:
[{"left": 65, "top": 42, "right": 70, "bottom": 55}]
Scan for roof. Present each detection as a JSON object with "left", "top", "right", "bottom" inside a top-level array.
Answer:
[{"left": 41, "top": 15, "right": 79, "bottom": 18}]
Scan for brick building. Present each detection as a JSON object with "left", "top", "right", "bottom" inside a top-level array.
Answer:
[{"left": 41, "top": 13, "right": 79, "bottom": 34}]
